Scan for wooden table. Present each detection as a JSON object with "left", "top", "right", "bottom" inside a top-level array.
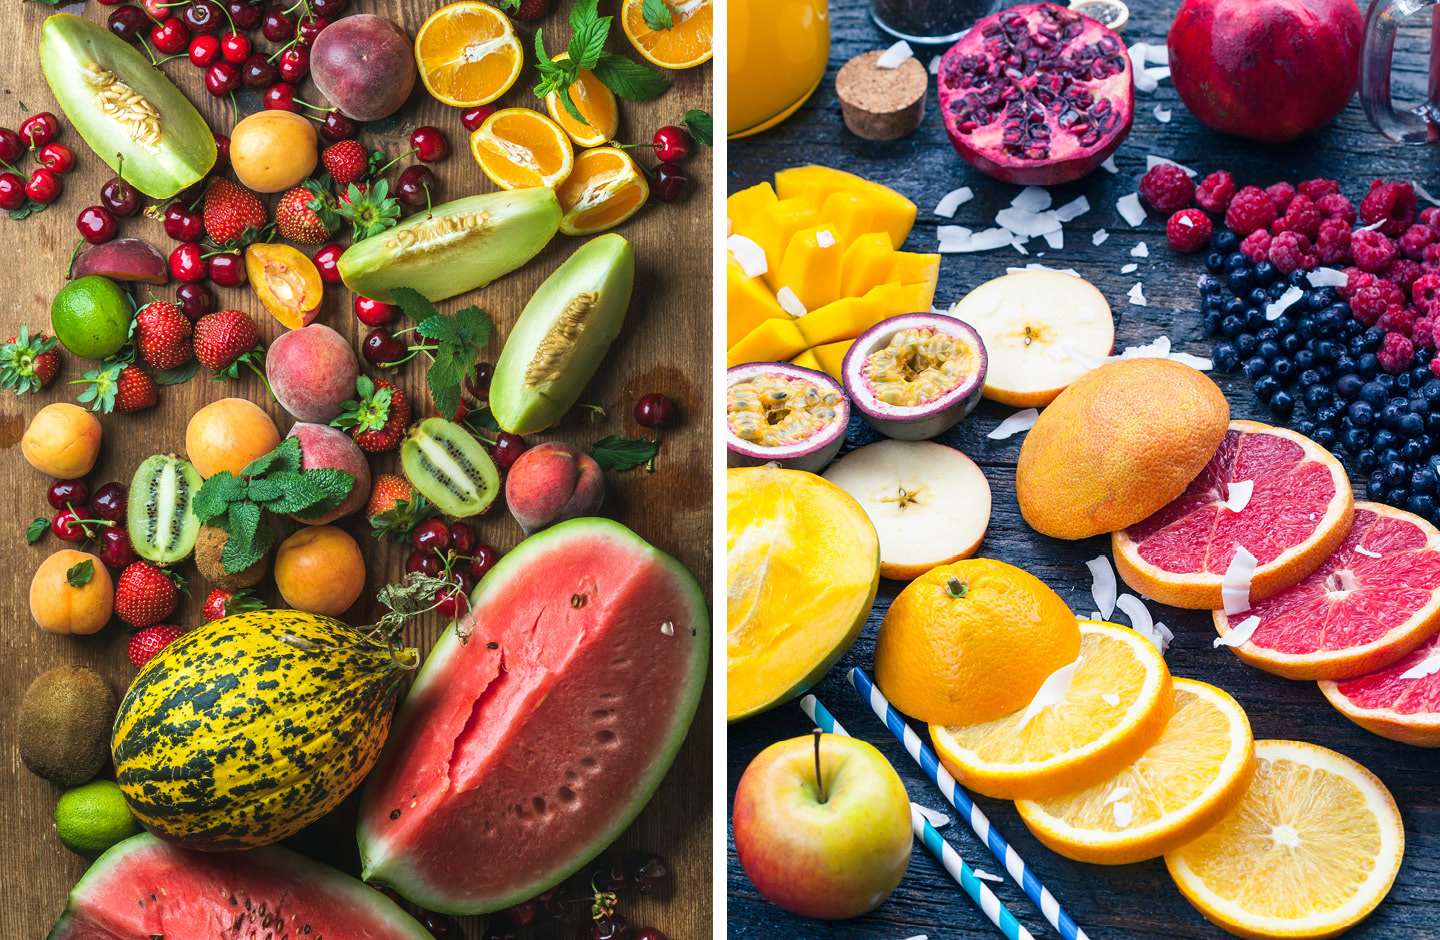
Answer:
[
  {"left": 0, "top": 1, "right": 712, "bottom": 936},
  {"left": 727, "top": 2, "right": 1440, "bottom": 938}
]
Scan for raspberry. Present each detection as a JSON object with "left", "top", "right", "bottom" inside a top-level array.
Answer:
[
  {"left": 1414, "top": 272, "right": 1440, "bottom": 315},
  {"left": 1265, "top": 181, "right": 1297, "bottom": 213},
  {"left": 1225, "top": 186, "right": 1279, "bottom": 236},
  {"left": 1379, "top": 331, "right": 1416, "bottom": 373},
  {"left": 1195, "top": 170, "right": 1237, "bottom": 213},
  {"left": 1138, "top": 163, "right": 1195, "bottom": 214},
  {"left": 1315, "top": 219, "right": 1352, "bottom": 266},
  {"left": 1338, "top": 267, "right": 1371, "bottom": 300},
  {"left": 1352, "top": 229, "right": 1399, "bottom": 273},
  {"left": 1316, "top": 193, "right": 1356, "bottom": 225},
  {"left": 1399, "top": 223, "right": 1436, "bottom": 260},
  {"left": 1415, "top": 316, "right": 1437, "bottom": 351},
  {"left": 1379, "top": 304, "right": 1416, "bottom": 337},
  {"left": 1422, "top": 206, "right": 1440, "bottom": 228},
  {"left": 1166, "top": 208, "right": 1212, "bottom": 253},
  {"left": 1359, "top": 179, "right": 1417, "bottom": 236},
  {"left": 1297, "top": 178, "right": 1341, "bottom": 200},
  {"left": 1268, "top": 231, "right": 1318, "bottom": 273},
  {"left": 1423, "top": 242, "right": 1440, "bottom": 269},
  {"left": 1431, "top": 357, "right": 1440, "bottom": 379},
  {"left": 1350, "top": 275, "right": 1405, "bottom": 325},
  {"left": 1386, "top": 258, "right": 1424, "bottom": 293},
  {"left": 1240, "top": 228, "right": 1272, "bottom": 262},
  {"left": 1271, "top": 193, "right": 1321, "bottom": 240}
]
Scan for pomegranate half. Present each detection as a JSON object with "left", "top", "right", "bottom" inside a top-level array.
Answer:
[
  {"left": 726, "top": 362, "right": 849, "bottom": 473},
  {"left": 936, "top": 3, "right": 1133, "bottom": 185},
  {"left": 841, "top": 314, "right": 987, "bottom": 441}
]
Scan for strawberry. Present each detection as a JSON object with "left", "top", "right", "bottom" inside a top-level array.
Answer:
[
  {"left": 74, "top": 362, "right": 157, "bottom": 413},
  {"left": 0, "top": 327, "right": 59, "bottom": 394},
  {"left": 115, "top": 365, "right": 158, "bottom": 413},
  {"left": 194, "top": 309, "right": 261, "bottom": 373},
  {"left": 203, "top": 177, "right": 267, "bottom": 248},
  {"left": 134, "top": 301, "right": 193, "bottom": 370},
  {"left": 335, "top": 179, "right": 400, "bottom": 240},
  {"left": 127, "top": 624, "right": 184, "bottom": 668},
  {"left": 202, "top": 587, "right": 264, "bottom": 622},
  {"left": 331, "top": 374, "right": 409, "bottom": 453},
  {"left": 115, "top": 561, "right": 180, "bottom": 628},
  {"left": 366, "top": 473, "right": 414, "bottom": 518},
  {"left": 276, "top": 179, "right": 339, "bottom": 244},
  {"left": 366, "top": 473, "right": 437, "bottom": 541},
  {"left": 322, "top": 140, "right": 368, "bottom": 186}
]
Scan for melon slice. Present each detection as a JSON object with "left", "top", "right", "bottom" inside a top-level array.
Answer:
[
  {"left": 357, "top": 519, "right": 708, "bottom": 914},
  {"left": 49, "top": 833, "right": 432, "bottom": 939}
]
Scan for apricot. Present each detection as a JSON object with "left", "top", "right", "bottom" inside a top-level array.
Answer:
[
  {"left": 229, "top": 111, "right": 318, "bottom": 193},
  {"left": 30, "top": 550, "right": 114, "bottom": 635},
  {"left": 186, "top": 398, "right": 281, "bottom": 478},
  {"left": 274, "top": 525, "right": 366, "bottom": 616},
  {"left": 22, "top": 404, "right": 103, "bottom": 478},
  {"left": 246, "top": 244, "right": 324, "bottom": 330},
  {"left": 504, "top": 441, "right": 605, "bottom": 534}
]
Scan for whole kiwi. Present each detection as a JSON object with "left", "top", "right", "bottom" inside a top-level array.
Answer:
[
  {"left": 18, "top": 666, "right": 117, "bottom": 786},
  {"left": 194, "top": 524, "right": 269, "bottom": 589}
]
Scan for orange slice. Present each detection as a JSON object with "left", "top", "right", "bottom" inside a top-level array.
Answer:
[
  {"left": 544, "top": 53, "right": 620, "bottom": 148},
  {"left": 557, "top": 147, "right": 648, "bottom": 235},
  {"left": 414, "top": 2, "right": 523, "bottom": 107},
  {"left": 621, "top": 0, "right": 713, "bottom": 69},
  {"left": 470, "top": 108, "right": 575, "bottom": 190}
]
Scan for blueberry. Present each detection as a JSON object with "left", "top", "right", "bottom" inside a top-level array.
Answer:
[
  {"left": 1297, "top": 318, "right": 1317, "bottom": 341},
  {"left": 1366, "top": 326, "right": 1388, "bottom": 347},
  {"left": 1426, "top": 412, "right": 1440, "bottom": 436},
  {"left": 1369, "top": 471, "right": 1388, "bottom": 500},
  {"left": 1317, "top": 340, "right": 1341, "bottom": 363},
  {"left": 1243, "top": 356, "right": 1270, "bottom": 380},
  {"left": 1211, "top": 230, "right": 1239, "bottom": 253},
  {"left": 1385, "top": 460, "right": 1411, "bottom": 488},
  {"left": 1203, "top": 312, "right": 1223, "bottom": 334},
  {"left": 1221, "top": 314, "right": 1246, "bottom": 338},
  {"left": 1235, "top": 333, "right": 1259, "bottom": 356},
  {"left": 1403, "top": 438, "right": 1426, "bottom": 462},
  {"left": 1377, "top": 372, "right": 1397, "bottom": 390},
  {"left": 1245, "top": 308, "right": 1267, "bottom": 331},
  {"left": 1269, "top": 357, "right": 1296, "bottom": 382},
  {"left": 1348, "top": 401, "right": 1375, "bottom": 427},
  {"left": 1249, "top": 260, "right": 1276, "bottom": 284},
  {"left": 1272, "top": 315, "right": 1295, "bottom": 336},
  {"left": 1401, "top": 413, "right": 1427, "bottom": 439},
  {"left": 1343, "top": 426, "right": 1371, "bottom": 454},
  {"left": 1419, "top": 433, "right": 1435, "bottom": 453},
  {"left": 1280, "top": 332, "right": 1301, "bottom": 354},
  {"left": 1201, "top": 293, "right": 1224, "bottom": 313},
  {"left": 1388, "top": 486, "right": 1412, "bottom": 506},
  {"left": 1359, "top": 352, "right": 1382, "bottom": 377},
  {"left": 1293, "top": 418, "right": 1319, "bottom": 437},
  {"left": 1294, "top": 350, "right": 1317, "bottom": 372},
  {"left": 1247, "top": 287, "right": 1271, "bottom": 308},
  {"left": 1303, "top": 384, "right": 1331, "bottom": 409},
  {"left": 1212, "top": 343, "right": 1240, "bottom": 373},
  {"left": 1358, "top": 381, "right": 1387, "bottom": 406},
  {"left": 1258, "top": 326, "right": 1279, "bottom": 343},
  {"left": 1379, "top": 447, "right": 1401, "bottom": 466},
  {"left": 1412, "top": 467, "right": 1438, "bottom": 494},
  {"left": 1410, "top": 494, "right": 1438, "bottom": 517},
  {"left": 1315, "top": 405, "right": 1341, "bottom": 428},
  {"left": 1254, "top": 374, "right": 1282, "bottom": 402},
  {"left": 1206, "top": 252, "right": 1227, "bottom": 274},
  {"left": 1198, "top": 275, "right": 1223, "bottom": 295},
  {"left": 1287, "top": 270, "right": 1312, "bottom": 288},
  {"left": 1380, "top": 403, "right": 1404, "bottom": 430},
  {"left": 1257, "top": 339, "right": 1282, "bottom": 361},
  {"left": 1266, "top": 280, "right": 1290, "bottom": 300},
  {"left": 1373, "top": 429, "right": 1399, "bottom": 451},
  {"left": 1335, "top": 355, "right": 1359, "bottom": 376},
  {"left": 1334, "top": 373, "right": 1364, "bottom": 400},
  {"left": 1227, "top": 268, "right": 1258, "bottom": 293},
  {"left": 1422, "top": 381, "right": 1440, "bottom": 403},
  {"left": 1225, "top": 251, "right": 1251, "bottom": 270},
  {"left": 1357, "top": 449, "right": 1380, "bottom": 472},
  {"left": 1314, "top": 425, "right": 1338, "bottom": 448},
  {"left": 1220, "top": 296, "right": 1244, "bottom": 318},
  {"left": 1396, "top": 371, "right": 1416, "bottom": 392},
  {"left": 1409, "top": 395, "right": 1429, "bottom": 415}
]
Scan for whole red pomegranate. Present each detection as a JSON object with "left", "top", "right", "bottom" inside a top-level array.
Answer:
[
  {"left": 936, "top": 3, "right": 1133, "bottom": 185},
  {"left": 1167, "top": 0, "right": 1362, "bottom": 143}
]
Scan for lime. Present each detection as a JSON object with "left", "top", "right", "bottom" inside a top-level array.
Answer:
[
  {"left": 51, "top": 276, "right": 132, "bottom": 359},
  {"left": 54, "top": 780, "right": 141, "bottom": 855}
]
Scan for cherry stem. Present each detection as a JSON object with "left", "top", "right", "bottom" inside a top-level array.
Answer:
[
  {"left": 812, "top": 728, "right": 827, "bottom": 804},
  {"left": 375, "top": 147, "right": 419, "bottom": 175},
  {"left": 267, "top": 37, "right": 298, "bottom": 63},
  {"left": 292, "top": 98, "right": 334, "bottom": 114},
  {"left": 65, "top": 238, "right": 84, "bottom": 279}
]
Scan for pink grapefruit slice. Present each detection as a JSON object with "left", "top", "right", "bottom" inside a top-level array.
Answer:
[
  {"left": 1113, "top": 420, "right": 1353, "bottom": 610},
  {"left": 1321, "top": 628, "right": 1440, "bottom": 747},
  {"left": 1215, "top": 502, "right": 1440, "bottom": 681}
]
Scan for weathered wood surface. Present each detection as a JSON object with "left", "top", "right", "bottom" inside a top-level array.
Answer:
[
  {"left": 0, "top": 1, "right": 712, "bottom": 936},
  {"left": 728, "top": 2, "right": 1440, "bottom": 938}
]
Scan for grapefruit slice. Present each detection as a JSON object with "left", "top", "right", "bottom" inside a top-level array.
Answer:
[
  {"left": 1214, "top": 502, "right": 1440, "bottom": 681},
  {"left": 1321, "top": 629, "right": 1440, "bottom": 746},
  {"left": 1113, "top": 420, "right": 1353, "bottom": 610}
]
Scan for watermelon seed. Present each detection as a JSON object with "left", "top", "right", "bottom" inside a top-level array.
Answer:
[
  {"left": 390, "top": 808, "right": 401, "bottom": 819},
  {"left": 571, "top": 593, "right": 586, "bottom": 608},
  {"left": 660, "top": 621, "right": 674, "bottom": 635}
]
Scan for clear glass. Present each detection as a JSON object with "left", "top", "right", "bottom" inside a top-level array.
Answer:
[
  {"left": 728, "top": 0, "right": 831, "bottom": 138},
  {"left": 870, "top": 0, "right": 999, "bottom": 46},
  {"left": 1361, "top": 0, "right": 1440, "bottom": 142}
]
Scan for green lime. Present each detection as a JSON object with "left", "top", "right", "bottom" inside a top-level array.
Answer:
[
  {"left": 51, "top": 276, "right": 132, "bottom": 359},
  {"left": 54, "top": 780, "right": 141, "bottom": 855}
]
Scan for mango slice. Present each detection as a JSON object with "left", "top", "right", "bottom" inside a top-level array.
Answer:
[
  {"left": 727, "top": 260, "right": 791, "bottom": 348},
  {"left": 776, "top": 225, "right": 843, "bottom": 312},
  {"left": 817, "top": 191, "right": 878, "bottom": 248},
  {"left": 774, "top": 165, "right": 918, "bottom": 248},
  {"left": 789, "top": 348, "right": 823, "bottom": 372},
  {"left": 750, "top": 198, "right": 819, "bottom": 290},
  {"left": 840, "top": 234, "right": 896, "bottom": 298},
  {"left": 811, "top": 339, "right": 856, "bottom": 381},
  {"left": 726, "top": 182, "right": 779, "bottom": 239},
  {"left": 797, "top": 282, "right": 918, "bottom": 347},
  {"left": 727, "top": 317, "right": 807, "bottom": 368}
]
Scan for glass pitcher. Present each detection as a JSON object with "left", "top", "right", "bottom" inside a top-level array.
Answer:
[
  {"left": 1361, "top": 0, "right": 1440, "bottom": 142},
  {"left": 728, "top": 0, "right": 830, "bottom": 139}
]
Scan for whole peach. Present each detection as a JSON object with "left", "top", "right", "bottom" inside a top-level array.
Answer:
[
  {"left": 286, "top": 423, "right": 371, "bottom": 524},
  {"left": 186, "top": 398, "right": 281, "bottom": 478},
  {"left": 505, "top": 441, "right": 605, "bottom": 535},
  {"left": 267, "top": 324, "right": 359, "bottom": 423},
  {"left": 274, "top": 525, "right": 366, "bottom": 615},
  {"left": 30, "top": 550, "right": 114, "bottom": 635},
  {"left": 22, "top": 404, "right": 102, "bottom": 478}
]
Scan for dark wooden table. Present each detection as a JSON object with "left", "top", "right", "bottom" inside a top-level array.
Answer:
[{"left": 727, "top": 2, "right": 1440, "bottom": 938}]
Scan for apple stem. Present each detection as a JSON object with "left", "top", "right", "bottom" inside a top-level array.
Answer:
[{"left": 812, "top": 728, "right": 827, "bottom": 805}]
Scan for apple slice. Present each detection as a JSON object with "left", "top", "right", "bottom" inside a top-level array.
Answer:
[
  {"left": 950, "top": 270, "right": 1115, "bottom": 407},
  {"left": 823, "top": 439, "right": 991, "bottom": 580}
]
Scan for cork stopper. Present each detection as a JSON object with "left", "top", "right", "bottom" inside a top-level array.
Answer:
[{"left": 835, "top": 50, "right": 928, "bottom": 141}]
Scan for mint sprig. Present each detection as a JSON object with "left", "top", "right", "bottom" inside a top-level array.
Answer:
[
  {"left": 532, "top": 0, "right": 670, "bottom": 122},
  {"left": 389, "top": 287, "right": 493, "bottom": 421},
  {"left": 641, "top": 0, "right": 674, "bottom": 31}
]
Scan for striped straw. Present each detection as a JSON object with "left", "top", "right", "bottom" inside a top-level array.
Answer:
[
  {"left": 848, "top": 667, "right": 1090, "bottom": 940},
  {"left": 800, "top": 695, "right": 1035, "bottom": 940}
]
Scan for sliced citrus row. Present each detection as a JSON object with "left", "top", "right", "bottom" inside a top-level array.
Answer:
[
  {"left": 1322, "top": 629, "right": 1440, "bottom": 746},
  {"left": 621, "top": 0, "right": 712, "bottom": 69},
  {"left": 929, "top": 622, "right": 1172, "bottom": 800},
  {"left": 1165, "top": 740, "right": 1404, "bottom": 940},
  {"left": 1016, "top": 679, "right": 1255, "bottom": 866},
  {"left": 414, "top": 2, "right": 522, "bottom": 107},
  {"left": 1214, "top": 502, "right": 1440, "bottom": 680},
  {"left": 556, "top": 147, "right": 648, "bottom": 236},
  {"left": 471, "top": 108, "right": 575, "bottom": 190},
  {"left": 544, "top": 53, "right": 620, "bottom": 148},
  {"left": 1113, "top": 420, "right": 1354, "bottom": 610}
]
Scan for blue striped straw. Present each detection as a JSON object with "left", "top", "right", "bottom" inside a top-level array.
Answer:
[
  {"left": 800, "top": 695, "right": 1034, "bottom": 940},
  {"left": 848, "top": 667, "right": 1090, "bottom": 940}
]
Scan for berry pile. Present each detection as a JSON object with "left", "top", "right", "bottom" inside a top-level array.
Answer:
[{"left": 30, "top": 478, "right": 138, "bottom": 571}]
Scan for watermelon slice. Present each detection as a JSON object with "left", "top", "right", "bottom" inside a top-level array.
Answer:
[
  {"left": 357, "top": 518, "right": 709, "bottom": 913},
  {"left": 47, "top": 832, "right": 432, "bottom": 939}
]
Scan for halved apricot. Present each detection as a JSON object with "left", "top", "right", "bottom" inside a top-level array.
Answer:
[{"left": 245, "top": 243, "right": 323, "bottom": 328}]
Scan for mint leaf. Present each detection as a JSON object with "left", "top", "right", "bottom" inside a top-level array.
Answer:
[
  {"left": 465, "top": 405, "right": 500, "bottom": 433},
  {"left": 592, "top": 53, "right": 671, "bottom": 100},
  {"left": 26, "top": 517, "right": 47, "bottom": 544},
  {"left": 555, "top": 85, "right": 589, "bottom": 126},
  {"left": 66, "top": 559, "right": 94, "bottom": 587},
  {"left": 240, "top": 436, "right": 301, "bottom": 478},
  {"left": 568, "top": 13, "right": 611, "bottom": 69},
  {"left": 641, "top": 0, "right": 674, "bottom": 31},
  {"left": 389, "top": 286, "right": 440, "bottom": 326},
  {"left": 682, "top": 109, "right": 713, "bottom": 146},
  {"left": 194, "top": 471, "right": 248, "bottom": 523},
  {"left": 154, "top": 361, "right": 200, "bottom": 386},
  {"left": 222, "top": 516, "right": 272, "bottom": 574},
  {"left": 246, "top": 476, "right": 285, "bottom": 505},
  {"left": 569, "top": 0, "right": 599, "bottom": 32},
  {"left": 290, "top": 469, "right": 356, "bottom": 520},
  {"left": 588, "top": 435, "right": 659, "bottom": 471},
  {"left": 415, "top": 314, "right": 463, "bottom": 344},
  {"left": 429, "top": 355, "right": 466, "bottom": 423},
  {"left": 454, "top": 306, "right": 494, "bottom": 350}
]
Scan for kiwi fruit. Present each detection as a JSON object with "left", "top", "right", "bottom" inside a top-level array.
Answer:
[
  {"left": 194, "top": 524, "right": 268, "bottom": 588},
  {"left": 128, "top": 454, "right": 202, "bottom": 565},
  {"left": 18, "top": 666, "right": 117, "bottom": 786},
  {"left": 400, "top": 418, "right": 500, "bottom": 517}
]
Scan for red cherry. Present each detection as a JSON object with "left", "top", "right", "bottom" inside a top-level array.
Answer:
[
  {"left": 151, "top": 17, "right": 190, "bottom": 55},
  {"left": 207, "top": 250, "right": 245, "bottom": 286},
  {"left": 491, "top": 432, "right": 527, "bottom": 471},
  {"left": 205, "top": 60, "right": 242, "bottom": 97},
  {"left": 0, "top": 128, "right": 20, "bottom": 166},
  {"left": 176, "top": 282, "right": 212, "bottom": 321},
  {"left": 88, "top": 482, "right": 127, "bottom": 522},
  {"left": 188, "top": 33, "right": 220, "bottom": 66},
  {"left": 107, "top": 4, "right": 148, "bottom": 41},
  {"left": 652, "top": 125, "right": 691, "bottom": 162},
  {"left": 295, "top": 14, "right": 327, "bottom": 44},
  {"left": 468, "top": 543, "right": 500, "bottom": 580},
  {"left": 405, "top": 549, "right": 441, "bottom": 577},
  {"left": 320, "top": 111, "right": 356, "bottom": 141},
  {"left": 242, "top": 52, "right": 279, "bottom": 88},
  {"left": 260, "top": 5, "right": 295, "bottom": 41},
  {"left": 464, "top": 361, "right": 493, "bottom": 399},
  {"left": 412, "top": 519, "right": 450, "bottom": 553},
  {"left": 279, "top": 46, "right": 309, "bottom": 83},
  {"left": 395, "top": 164, "right": 435, "bottom": 207},
  {"left": 634, "top": 392, "right": 675, "bottom": 428},
  {"left": 310, "top": 0, "right": 347, "bottom": 17},
  {"left": 213, "top": 132, "right": 230, "bottom": 170},
  {"left": 653, "top": 163, "right": 687, "bottom": 202},
  {"left": 170, "top": 243, "right": 206, "bottom": 282},
  {"left": 38, "top": 143, "right": 74, "bottom": 173},
  {"left": 25, "top": 168, "right": 61, "bottom": 204},
  {"left": 355, "top": 296, "right": 398, "bottom": 327},
  {"left": 181, "top": 0, "right": 224, "bottom": 34},
  {"left": 52, "top": 507, "right": 89, "bottom": 542},
  {"left": 460, "top": 104, "right": 495, "bottom": 131},
  {"left": 363, "top": 327, "right": 404, "bottom": 366},
  {"left": 47, "top": 479, "right": 90, "bottom": 511},
  {"left": 219, "top": 31, "right": 250, "bottom": 63},
  {"left": 263, "top": 82, "right": 298, "bottom": 111},
  {"left": 77, "top": 205, "right": 118, "bottom": 245},
  {"left": 19, "top": 113, "right": 59, "bottom": 149},
  {"left": 448, "top": 522, "right": 475, "bottom": 555},
  {"left": 163, "top": 201, "right": 204, "bottom": 242},
  {"left": 140, "top": 0, "right": 168, "bottom": 21},
  {"left": 434, "top": 587, "right": 466, "bottom": 619},
  {"left": 410, "top": 126, "right": 448, "bottom": 162},
  {"left": 101, "top": 176, "right": 140, "bottom": 217},
  {"left": 96, "top": 0, "right": 127, "bottom": 6},
  {"left": 97, "top": 527, "right": 139, "bottom": 569},
  {"left": 313, "top": 243, "right": 344, "bottom": 282},
  {"left": 225, "top": 0, "right": 260, "bottom": 30},
  {"left": 0, "top": 173, "right": 25, "bottom": 211}
]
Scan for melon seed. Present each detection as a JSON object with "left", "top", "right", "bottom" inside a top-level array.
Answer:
[{"left": 524, "top": 291, "right": 597, "bottom": 387}]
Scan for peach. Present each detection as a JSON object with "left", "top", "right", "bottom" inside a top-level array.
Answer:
[
  {"left": 267, "top": 324, "right": 358, "bottom": 422},
  {"left": 504, "top": 441, "right": 605, "bottom": 535},
  {"left": 286, "top": 423, "right": 371, "bottom": 524},
  {"left": 186, "top": 398, "right": 281, "bottom": 478},
  {"left": 22, "top": 404, "right": 102, "bottom": 478},
  {"left": 30, "top": 550, "right": 114, "bottom": 635},
  {"left": 274, "top": 525, "right": 366, "bottom": 616},
  {"left": 229, "top": 111, "right": 318, "bottom": 193},
  {"left": 311, "top": 15, "right": 416, "bottom": 122}
]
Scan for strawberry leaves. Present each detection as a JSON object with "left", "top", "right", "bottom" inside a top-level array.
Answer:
[
  {"left": 72, "top": 362, "right": 125, "bottom": 414},
  {"left": 0, "top": 325, "right": 58, "bottom": 394},
  {"left": 335, "top": 180, "right": 401, "bottom": 240},
  {"left": 389, "top": 287, "right": 493, "bottom": 422},
  {"left": 331, "top": 374, "right": 396, "bottom": 433}
]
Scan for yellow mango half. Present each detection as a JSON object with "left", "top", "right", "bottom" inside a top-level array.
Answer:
[
  {"left": 840, "top": 234, "right": 895, "bottom": 298},
  {"left": 776, "top": 226, "right": 843, "bottom": 311},
  {"left": 789, "top": 348, "right": 822, "bottom": 372},
  {"left": 774, "top": 165, "right": 917, "bottom": 248},
  {"left": 727, "top": 317, "right": 808, "bottom": 368},
  {"left": 726, "top": 181, "right": 778, "bottom": 240},
  {"left": 817, "top": 191, "right": 878, "bottom": 248},
  {"left": 812, "top": 339, "right": 855, "bottom": 381},
  {"left": 727, "top": 466, "right": 880, "bottom": 721},
  {"left": 748, "top": 198, "right": 819, "bottom": 290},
  {"left": 727, "top": 259, "right": 790, "bottom": 347}
]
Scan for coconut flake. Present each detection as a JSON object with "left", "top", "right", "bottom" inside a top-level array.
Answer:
[
  {"left": 776, "top": 286, "right": 807, "bottom": 318},
  {"left": 1221, "top": 548, "right": 1259, "bottom": 615},
  {"left": 1152, "top": 621, "right": 1175, "bottom": 651},
  {"left": 1214, "top": 615, "right": 1261, "bottom": 649},
  {"left": 815, "top": 229, "right": 836, "bottom": 248},
  {"left": 971, "top": 869, "right": 1003, "bottom": 883},
  {"left": 1400, "top": 652, "right": 1440, "bottom": 679},
  {"left": 928, "top": 54, "right": 942, "bottom": 75},
  {"left": 996, "top": 206, "right": 1062, "bottom": 237},
  {"left": 1121, "top": 262, "right": 1139, "bottom": 274},
  {"left": 1007, "top": 262, "right": 1082, "bottom": 278},
  {"left": 937, "top": 224, "right": 972, "bottom": 240},
  {"left": 1103, "top": 786, "right": 1133, "bottom": 805},
  {"left": 1265, "top": 285, "right": 1305, "bottom": 320},
  {"left": 1011, "top": 239, "right": 1029, "bottom": 255},
  {"left": 1053, "top": 196, "right": 1090, "bottom": 224},
  {"left": 1043, "top": 229, "right": 1064, "bottom": 250},
  {"left": 940, "top": 227, "right": 1015, "bottom": 253},
  {"left": 987, "top": 408, "right": 1040, "bottom": 440},
  {"left": 1101, "top": 156, "right": 1119, "bottom": 174},
  {"left": 1093, "top": 228, "right": 1110, "bottom": 246},
  {"left": 1019, "top": 659, "right": 1079, "bottom": 729},
  {"left": 1358, "top": 218, "right": 1388, "bottom": 232},
  {"left": 1060, "top": 344, "right": 1107, "bottom": 371},
  {"left": 934, "top": 186, "right": 974, "bottom": 217},
  {"left": 913, "top": 803, "right": 950, "bottom": 827},
  {"left": 1154, "top": 105, "right": 1172, "bottom": 123},
  {"left": 1170, "top": 351, "right": 1214, "bottom": 370},
  {"left": 1416, "top": 182, "right": 1440, "bottom": 207},
  {"left": 1086, "top": 556, "right": 1117, "bottom": 619},
  {"left": 1119, "top": 335, "right": 1171, "bottom": 360},
  {"left": 875, "top": 40, "right": 914, "bottom": 69},
  {"left": 1309, "top": 267, "right": 1349, "bottom": 288},
  {"left": 1225, "top": 480, "right": 1254, "bottom": 513},
  {"left": 1011, "top": 185, "right": 1053, "bottom": 212},
  {"left": 1355, "top": 546, "right": 1382, "bottom": 559},
  {"left": 1128, "top": 282, "right": 1148, "bottom": 306},
  {"left": 1112, "top": 801, "right": 1134, "bottom": 829},
  {"left": 726, "top": 234, "right": 768, "bottom": 278},
  {"left": 1145, "top": 155, "right": 1199, "bottom": 178},
  {"left": 1130, "top": 45, "right": 1156, "bottom": 92},
  {"left": 1102, "top": 692, "right": 1121, "bottom": 707},
  {"left": 1146, "top": 66, "right": 1171, "bottom": 85},
  {"left": 1131, "top": 241, "right": 1149, "bottom": 258},
  {"left": 1115, "top": 594, "right": 1163, "bottom": 652},
  {"left": 1117, "top": 193, "right": 1146, "bottom": 227}
]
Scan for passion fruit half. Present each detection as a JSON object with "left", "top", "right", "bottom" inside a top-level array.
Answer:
[
  {"left": 841, "top": 313, "right": 987, "bottom": 440},
  {"left": 726, "top": 362, "right": 849, "bottom": 473}
]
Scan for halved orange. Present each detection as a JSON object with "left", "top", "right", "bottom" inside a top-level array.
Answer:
[
  {"left": 544, "top": 53, "right": 620, "bottom": 148},
  {"left": 470, "top": 108, "right": 575, "bottom": 190},
  {"left": 557, "top": 147, "right": 648, "bottom": 235},
  {"left": 414, "top": 2, "right": 523, "bottom": 107},
  {"left": 621, "top": 0, "right": 713, "bottom": 69}
]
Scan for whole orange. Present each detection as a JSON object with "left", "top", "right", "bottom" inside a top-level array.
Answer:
[
  {"left": 274, "top": 525, "right": 366, "bottom": 616},
  {"left": 185, "top": 398, "right": 281, "bottom": 478},
  {"left": 30, "top": 550, "right": 114, "bottom": 635},
  {"left": 873, "top": 558, "right": 1079, "bottom": 726}
]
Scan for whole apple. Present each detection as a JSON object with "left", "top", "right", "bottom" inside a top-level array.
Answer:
[{"left": 732, "top": 732, "right": 912, "bottom": 920}]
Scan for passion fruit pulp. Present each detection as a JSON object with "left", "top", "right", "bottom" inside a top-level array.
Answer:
[
  {"left": 841, "top": 314, "right": 987, "bottom": 440},
  {"left": 726, "top": 362, "right": 849, "bottom": 473}
]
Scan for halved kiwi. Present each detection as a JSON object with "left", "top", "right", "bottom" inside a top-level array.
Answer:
[
  {"left": 400, "top": 418, "right": 500, "bottom": 517},
  {"left": 127, "top": 454, "right": 202, "bottom": 565}
]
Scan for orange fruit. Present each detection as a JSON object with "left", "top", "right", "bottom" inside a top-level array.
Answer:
[
  {"left": 30, "top": 549, "right": 114, "bottom": 635},
  {"left": 621, "top": 0, "right": 712, "bottom": 69},
  {"left": 414, "top": 2, "right": 523, "bottom": 107},
  {"left": 873, "top": 558, "right": 1079, "bottom": 726},
  {"left": 1016, "top": 358, "right": 1230, "bottom": 540},
  {"left": 544, "top": 53, "right": 619, "bottom": 147},
  {"left": 557, "top": 147, "right": 649, "bottom": 235},
  {"left": 470, "top": 107, "right": 575, "bottom": 190},
  {"left": 1115, "top": 420, "right": 1353, "bottom": 611},
  {"left": 1322, "top": 626, "right": 1440, "bottom": 747}
]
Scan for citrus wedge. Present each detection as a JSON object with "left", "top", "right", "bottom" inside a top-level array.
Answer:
[
  {"left": 1165, "top": 740, "right": 1404, "bottom": 940},
  {"left": 557, "top": 147, "right": 648, "bottom": 235},
  {"left": 929, "top": 621, "right": 1173, "bottom": 800},
  {"left": 414, "top": 2, "right": 523, "bottom": 107},
  {"left": 1016, "top": 678, "right": 1255, "bottom": 865},
  {"left": 471, "top": 108, "right": 575, "bottom": 190},
  {"left": 544, "top": 53, "right": 619, "bottom": 147},
  {"left": 1114, "top": 420, "right": 1353, "bottom": 610},
  {"left": 621, "top": 0, "right": 713, "bottom": 69},
  {"left": 1321, "top": 628, "right": 1440, "bottom": 747}
]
